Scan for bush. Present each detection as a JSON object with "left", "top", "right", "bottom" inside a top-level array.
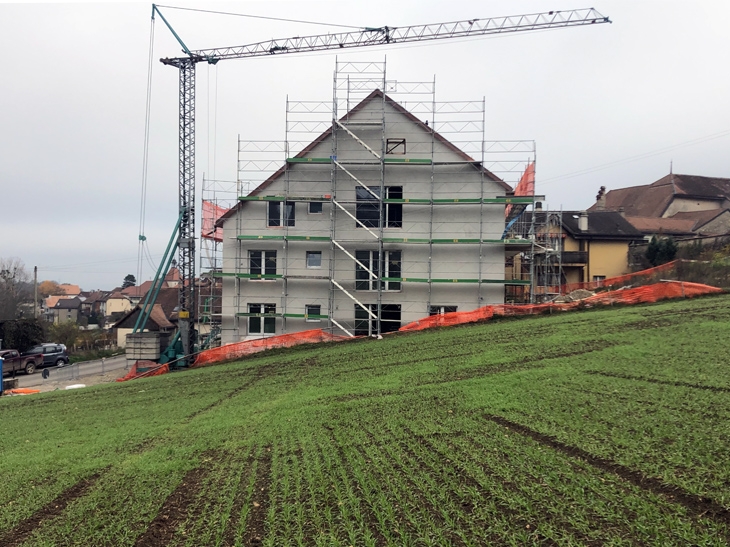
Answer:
[{"left": 646, "top": 236, "right": 677, "bottom": 266}]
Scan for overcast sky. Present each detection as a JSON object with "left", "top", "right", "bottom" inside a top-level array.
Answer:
[{"left": 2, "top": 1, "right": 728, "bottom": 290}]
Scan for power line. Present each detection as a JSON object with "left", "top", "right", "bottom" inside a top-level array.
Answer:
[
  {"left": 540, "top": 129, "right": 730, "bottom": 186},
  {"left": 155, "top": 5, "right": 364, "bottom": 30}
]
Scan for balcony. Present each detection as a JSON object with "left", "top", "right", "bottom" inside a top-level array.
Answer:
[{"left": 561, "top": 251, "right": 588, "bottom": 264}]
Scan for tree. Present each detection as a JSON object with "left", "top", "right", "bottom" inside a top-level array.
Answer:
[
  {"left": 38, "top": 280, "right": 63, "bottom": 297},
  {"left": 646, "top": 236, "right": 678, "bottom": 267},
  {"left": 122, "top": 274, "right": 136, "bottom": 289},
  {"left": 0, "top": 257, "right": 32, "bottom": 320},
  {"left": 0, "top": 318, "right": 46, "bottom": 352},
  {"left": 48, "top": 321, "right": 80, "bottom": 351}
]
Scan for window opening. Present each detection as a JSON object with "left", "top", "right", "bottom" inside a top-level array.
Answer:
[
  {"left": 355, "top": 250, "right": 401, "bottom": 291},
  {"left": 306, "top": 251, "right": 322, "bottom": 269},
  {"left": 355, "top": 186, "right": 402, "bottom": 228},
  {"left": 429, "top": 305, "right": 458, "bottom": 316},
  {"left": 268, "top": 201, "right": 295, "bottom": 227},
  {"left": 354, "top": 304, "right": 401, "bottom": 336},
  {"left": 386, "top": 138, "right": 406, "bottom": 154},
  {"left": 308, "top": 202, "right": 323, "bottom": 214},
  {"left": 249, "top": 250, "right": 277, "bottom": 277},
  {"left": 305, "top": 304, "right": 321, "bottom": 322},
  {"left": 248, "top": 303, "right": 276, "bottom": 334}
]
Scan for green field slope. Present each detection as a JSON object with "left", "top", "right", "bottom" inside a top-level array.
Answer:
[{"left": 2, "top": 294, "right": 730, "bottom": 546}]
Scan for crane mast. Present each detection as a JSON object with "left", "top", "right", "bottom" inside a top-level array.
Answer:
[{"left": 153, "top": 5, "right": 610, "bottom": 364}]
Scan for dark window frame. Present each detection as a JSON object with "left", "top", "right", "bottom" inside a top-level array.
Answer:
[
  {"left": 248, "top": 303, "right": 276, "bottom": 335},
  {"left": 249, "top": 250, "right": 277, "bottom": 277},
  {"left": 386, "top": 138, "right": 406, "bottom": 154},
  {"left": 355, "top": 250, "right": 401, "bottom": 291},
  {"left": 268, "top": 200, "right": 295, "bottom": 227},
  {"left": 355, "top": 186, "right": 402, "bottom": 228},
  {"left": 305, "top": 304, "right": 321, "bottom": 322},
  {"left": 354, "top": 303, "right": 401, "bottom": 336}
]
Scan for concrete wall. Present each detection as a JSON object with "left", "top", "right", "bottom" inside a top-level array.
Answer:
[
  {"left": 221, "top": 97, "right": 508, "bottom": 343},
  {"left": 698, "top": 211, "right": 730, "bottom": 235},
  {"left": 663, "top": 197, "right": 720, "bottom": 217}
]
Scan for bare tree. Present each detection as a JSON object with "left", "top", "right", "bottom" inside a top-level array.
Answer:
[{"left": 0, "top": 257, "right": 32, "bottom": 320}]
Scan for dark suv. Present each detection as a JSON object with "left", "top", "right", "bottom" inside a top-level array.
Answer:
[{"left": 22, "top": 344, "right": 69, "bottom": 368}]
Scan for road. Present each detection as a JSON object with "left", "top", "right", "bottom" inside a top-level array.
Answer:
[{"left": 16, "top": 355, "right": 129, "bottom": 388}]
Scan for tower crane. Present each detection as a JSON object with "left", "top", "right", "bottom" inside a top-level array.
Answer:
[{"left": 149, "top": 5, "right": 611, "bottom": 365}]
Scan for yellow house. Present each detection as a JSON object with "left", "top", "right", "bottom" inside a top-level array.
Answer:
[{"left": 539, "top": 211, "right": 644, "bottom": 285}]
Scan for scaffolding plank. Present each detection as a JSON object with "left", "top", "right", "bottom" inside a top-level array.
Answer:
[
  {"left": 239, "top": 196, "right": 329, "bottom": 202},
  {"left": 286, "top": 157, "right": 332, "bottom": 163}
]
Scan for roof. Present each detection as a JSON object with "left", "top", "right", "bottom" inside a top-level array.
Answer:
[
  {"left": 83, "top": 290, "right": 107, "bottom": 304},
  {"left": 218, "top": 89, "right": 512, "bottom": 226},
  {"left": 45, "top": 295, "right": 71, "bottom": 309},
  {"left": 164, "top": 267, "right": 181, "bottom": 283},
  {"left": 551, "top": 211, "right": 644, "bottom": 240},
  {"left": 58, "top": 283, "right": 81, "bottom": 296},
  {"left": 589, "top": 173, "right": 730, "bottom": 217},
  {"left": 112, "top": 288, "right": 181, "bottom": 330},
  {"left": 624, "top": 216, "right": 696, "bottom": 236},
  {"left": 122, "top": 280, "right": 154, "bottom": 298},
  {"left": 667, "top": 209, "right": 728, "bottom": 232},
  {"left": 650, "top": 173, "right": 730, "bottom": 199},
  {"left": 54, "top": 297, "right": 81, "bottom": 310}
]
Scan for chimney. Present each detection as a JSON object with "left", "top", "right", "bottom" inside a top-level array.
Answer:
[
  {"left": 579, "top": 211, "right": 589, "bottom": 232},
  {"left": 595, "top": 186, "right": 607, "bottom": 211},
  {"left": 617, "top": 206, "right": 625, "bottom": 218}
]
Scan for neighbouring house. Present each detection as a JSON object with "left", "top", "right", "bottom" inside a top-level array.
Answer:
[
  {"left": 51, "top": 297, "right": 82, "bottom": 324},
  {"left": 112, "top": 288, "right": 179, "bottom": 348},
  {"left": 58, "top": 283, "right": 81, "bottom": 297},
  {"left": 104, "top": 291, "right": 133, "bottom": 325},
  {"left": 533, "top": 210, "right": 644, "bottom": 285},
  {"left": 590, "top": 174, "right": 730, "bottom": 238},
  {"left": 122, "top": 281, "right": 155, "bottom": 307},
  {"left": 216, "top": 88, "right": 522, "bottom": 343}
]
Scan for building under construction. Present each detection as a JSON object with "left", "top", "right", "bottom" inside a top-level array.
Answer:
[{"left": 201, "top": 61, "right": 546, "bottom": 343}]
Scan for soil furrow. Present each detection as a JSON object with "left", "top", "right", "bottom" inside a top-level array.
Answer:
[
  {"left": 584, "top": 370, "right": 730, "bottom": 393},
  {"left": 134, "top": 458, "right": 214, "bottom": 547},
  {"left": 241, "top": 447, "right": 272, "bottom": 547},
  {"left": 220, "top": 451, "right": 256, "bottom": 546},
  {"left": 330, "top": 437, "right": 388, "bottom": 546},
  {"left": 0, "top": 471, "right": 104, "bottom": 547},
  {"left": 484, "top": 414, "right": 730, "bottom": 530}
]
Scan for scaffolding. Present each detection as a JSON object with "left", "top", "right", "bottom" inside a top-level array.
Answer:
[
  {"left": 218, "top": 60, "right": 548, "bottom": 341},
  {"left": 199, "top": 176, "right": 238, "bottom": 348}
]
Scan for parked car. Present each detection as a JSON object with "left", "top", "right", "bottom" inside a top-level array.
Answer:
[
  {"left": 0, "top": 349, "right": 45, "bottom": 375},
  {"left": 21, "top": 344, "right": 70, "bottom": 368}
]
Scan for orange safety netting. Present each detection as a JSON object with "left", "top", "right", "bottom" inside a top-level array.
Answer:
[
  {"left": 400, "top": 280, "right": 722, "bottom": 332},
  {"left": 4, "top": 388, "right": 41, "bottom": 395},
  {"left": 560, "top": 260, "right": 678, "bottom": 293},
  {"left": 116, "top": 361, "right": 170, "bottom": 382},
  {"left": 193, "top": 328, "right": 349, "bottom": 367},
  {"left": 201, "top": 200, "right": 228, "bottom": 242}
]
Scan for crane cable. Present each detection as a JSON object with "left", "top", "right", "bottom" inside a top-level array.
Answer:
[
  {"left": 154, "top": 5, "right": 364, "bottom": 30},
  {"left": 137, "top": 14, "right": 156, "bottom": 286}
]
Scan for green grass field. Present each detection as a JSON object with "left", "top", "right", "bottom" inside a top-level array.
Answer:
[{"left": 1, "top": 294, "right": 730, "bottom": 546}]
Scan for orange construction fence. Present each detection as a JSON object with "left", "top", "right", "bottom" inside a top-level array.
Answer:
[
  {"left": 555, "top": 260, "right": 679, "bottom": 294},
  {"left": 192, "top": 328, "right": 348, "bottom": 368},
  {"left": 399, "top": 280, "right": 722, "bottom": 332},
  {"left": 116, "top": 361, "right": 170, "bottom": 382}
]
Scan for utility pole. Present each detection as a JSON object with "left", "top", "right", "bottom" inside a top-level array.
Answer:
[{"left": 33, "top": 266, "right": 38, "bottom": 318}]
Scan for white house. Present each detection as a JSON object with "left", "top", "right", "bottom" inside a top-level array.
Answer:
[{"left": 216, "top": 89, "right": 526, "bottom": 343}]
